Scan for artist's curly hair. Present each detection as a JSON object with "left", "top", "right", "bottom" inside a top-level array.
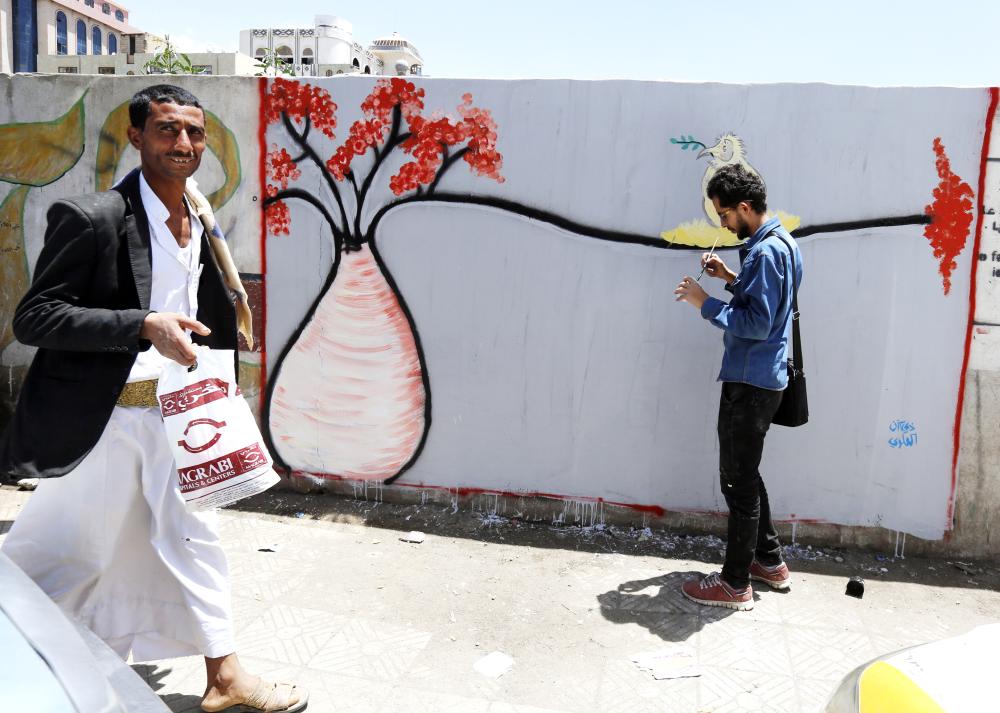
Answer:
[{"left": 707, "top": 164, "right": 767, "bottom": 214}]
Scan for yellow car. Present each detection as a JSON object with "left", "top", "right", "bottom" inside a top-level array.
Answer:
[{"left": 825, "top": 623, "right": 998, "bottom": 712}]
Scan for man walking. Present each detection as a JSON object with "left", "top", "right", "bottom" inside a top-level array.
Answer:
[
  {"left": 673, "top": 164, "right": 802, "bottom": 611},
  {"left": 0, "top": 85, "right": 306, "bottom": 712}
]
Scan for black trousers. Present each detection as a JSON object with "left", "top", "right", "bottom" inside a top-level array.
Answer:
[{"left": 717, "top": 382, "right": 784, "bottom": 590}]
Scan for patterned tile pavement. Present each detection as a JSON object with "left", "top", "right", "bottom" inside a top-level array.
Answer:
[{"left": 1, "top": 488, "right": 999, "bottom": 712}]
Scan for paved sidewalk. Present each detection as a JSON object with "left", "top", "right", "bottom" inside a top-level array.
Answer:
[{"left": 2, "top": 487, "right": 999, "bottom": 713}]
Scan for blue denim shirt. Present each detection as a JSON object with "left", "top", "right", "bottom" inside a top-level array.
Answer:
[{"left": 699, "top": 217, "right": 803, "bottom": 390}]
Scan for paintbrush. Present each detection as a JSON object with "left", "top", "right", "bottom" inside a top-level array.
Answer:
[
  {"left": 696, "top": 232, "right": 724, "bottom": 282},
  {"left": 675, "top": 232, "right": 724, "bottom": 302}
]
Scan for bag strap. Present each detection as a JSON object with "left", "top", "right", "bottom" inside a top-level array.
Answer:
[{"left": 767, "top": 230, "right": 804, "bottom": 376}]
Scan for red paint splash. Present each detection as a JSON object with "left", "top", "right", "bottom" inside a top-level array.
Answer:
[
  {"left": 924, "top": 138, "right": 974, "bottom": 295},
  {"left": 257, "top": 77, "right": 270, "bottom": 414}
]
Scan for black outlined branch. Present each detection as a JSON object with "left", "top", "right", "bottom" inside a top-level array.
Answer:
[
  {"left": 265, "top": 187, "right": 344, "bottom": 255},
  {"left": 282, "top": 113, "right": 351, "bottom": 237},
  {"left": 365, "top": 192, "right": 937, "bottom": 249},
  {"left": 428, "top": 146, "right": 469, "bottom": 195}
]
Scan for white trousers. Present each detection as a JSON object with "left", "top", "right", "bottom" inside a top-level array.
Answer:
[{"left": 2, "top": 406, "right": 235, "bottom": 662}]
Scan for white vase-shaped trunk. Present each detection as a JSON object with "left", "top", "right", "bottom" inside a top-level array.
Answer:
[{"left": 267, "top": 243, "right": 427, "bottom": 480}]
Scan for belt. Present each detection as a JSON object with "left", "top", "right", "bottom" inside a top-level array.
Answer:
[{"left": 117, "top": 379, "right": 159, "bottom": 408}]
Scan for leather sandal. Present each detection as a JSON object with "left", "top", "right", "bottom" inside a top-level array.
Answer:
[{"left": 201, "top": 679, "right": 308, "bottom": 713}]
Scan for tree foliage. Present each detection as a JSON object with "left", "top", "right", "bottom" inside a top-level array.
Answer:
[{"left": 143, "top": 36, "right": 201, "bottom": 75}]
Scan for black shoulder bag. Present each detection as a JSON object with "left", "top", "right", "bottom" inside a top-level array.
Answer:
[{"left": 770, "top": 233, "right": 808, "bottom": 427}]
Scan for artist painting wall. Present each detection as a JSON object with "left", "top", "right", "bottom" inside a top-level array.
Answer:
[
  {"left": 0, "top": 75, "right": 990, "bottom": 541},
  {"left": 261, "top": 78, "right": 990, "bottom": 541}
]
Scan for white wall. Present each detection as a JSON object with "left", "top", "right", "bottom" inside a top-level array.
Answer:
[{"left": 260, "top": 78, "right": 990, "bottom": 541}]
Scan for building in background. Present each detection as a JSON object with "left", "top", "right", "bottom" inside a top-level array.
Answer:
[
  {"left": 7, "top": 0, "right": 146, "bottom": 72},
  {"left": 239, "top": 16, "right": 424, "bottom": 77},
  {"left": 2, "top": 4, "right": 424, "bottom": 76},
  {"left": 38, "top": 44, "right": 258, "bottom": 75},
  {"left": 2, "top": 0, "right": 254, "bottom": 75}
]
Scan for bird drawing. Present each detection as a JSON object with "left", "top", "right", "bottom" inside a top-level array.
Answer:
[
  {"left": 662, "top": 131, "right": 796, "bottom": 248},
  {"left": 697, "top": 133, "right": 759, "bottom": 226}
]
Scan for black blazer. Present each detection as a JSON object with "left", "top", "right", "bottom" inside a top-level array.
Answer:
[{"left": 0, "top": 168, "right": 238, "bottom": 479}]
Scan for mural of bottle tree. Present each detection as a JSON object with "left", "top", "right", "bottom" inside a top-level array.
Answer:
[
  {"left": 263, "top": 77, "right": 980, "bottom": 483},
  {"left": 262, "top": 78, "right": 679, "bottom": 482},
  {"left": 262, "top": 78, "right": 504, "bottom": 482}
]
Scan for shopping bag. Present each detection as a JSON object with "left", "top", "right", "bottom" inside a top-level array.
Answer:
[{"left": 157, "top": 347, "right": 279, "bottom": 510}]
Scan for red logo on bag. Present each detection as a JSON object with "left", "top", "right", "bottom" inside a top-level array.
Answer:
[
  {"left": 159, "top": 378, "right": 229, "bottom": 417},
  {"left": 178, "top": 418, "right": 227, "bottom": 454},
  {"left": 177, "top": 444, "right": 269, "bottom": 493}
]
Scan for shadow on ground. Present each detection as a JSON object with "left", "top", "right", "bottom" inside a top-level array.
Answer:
[
  {"left": 227, "top": 487, "right": 1000, "bottom": 593},
  {"left": 596, "top": 570, "right": 752, "bottom": 641},
  {"left": 131, "top": 663, "right": 203, "bottom": 713}
]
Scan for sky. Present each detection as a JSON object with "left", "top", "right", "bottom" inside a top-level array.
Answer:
[{"left": 125, "top": 0, "right": 1000, "bottom": 86}]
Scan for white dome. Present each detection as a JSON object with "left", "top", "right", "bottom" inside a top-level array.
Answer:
[
  {"left": 371, "top": 30, "right": 406, "bottom": 44},
  {"left": 368, "top": 31, "right": 422, "bottom": 62}
]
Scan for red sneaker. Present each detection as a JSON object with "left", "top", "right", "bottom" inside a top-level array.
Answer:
[
  {"left": 749, "top": 560, "right": 791, "bottom": 590},
  {"left": 681, "top": 572, "right": 753, "bottom": 611}
]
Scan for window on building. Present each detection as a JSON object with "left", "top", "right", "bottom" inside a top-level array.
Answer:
[
  {"left": 92, "top": 26, "right": 101, "bottom": 54},
  {"left": 255, "top": 47, "right": 266, "bottom": 57},
  {"left": 352, "top": 58, "right": 360, "bottom": 69},
  {"left": 102, "top": 3, "right": 110, "bottom": 14},
  {"left": 363, "top": 65, "right": 370, "bottom": 74},
  {"left": 55, "top": 11, "right": 67, "bottom": 55},
  {"left": 275, "top": 45, "right": 293, "bottom": 68},
  {"left": 301, "top": 47, "right": 313, "bottom": 65},
  {"left": 58, "top": 66, "right": 78, "bottom": 73},
  {"left": 84, "top": 0, "right": 94, "bottom": 6},
  {"left": 108, "top": 33, "right": 116, "bottom": 55},
  {"left": 76, "top": 20, "right": 87, "bottom": 54},
  {"left": 98, "top": 66, "right": 114, "bottom": 74},
  {"left": 115, "top": 9, "right": 124, "bottom": 21},
  {"left": 325, "top": 70, "right": 333, "bottom": 77}
]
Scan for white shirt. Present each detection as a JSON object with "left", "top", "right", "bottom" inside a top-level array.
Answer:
[{"left": 127, "top": 173, "right": 204, "bottom": 383}]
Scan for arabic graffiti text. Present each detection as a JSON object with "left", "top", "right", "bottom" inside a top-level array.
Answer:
[{"left": 888, "top": 419, "right": 918, "bottom": 449}]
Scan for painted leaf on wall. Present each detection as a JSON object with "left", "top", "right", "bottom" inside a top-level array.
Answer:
[
  {"left": 0, "top": 94, "right": 85, "bottom": 187},
  {"left": 0, "top": 185, "right": 31, "bottom": 352}
]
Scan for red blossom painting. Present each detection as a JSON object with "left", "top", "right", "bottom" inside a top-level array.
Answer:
[
  {"left": 924, "top": 137, "right": 974, "bottom": 295},
  {"left": 261, "top": 77, "right": 504, "bottom": 241}
]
